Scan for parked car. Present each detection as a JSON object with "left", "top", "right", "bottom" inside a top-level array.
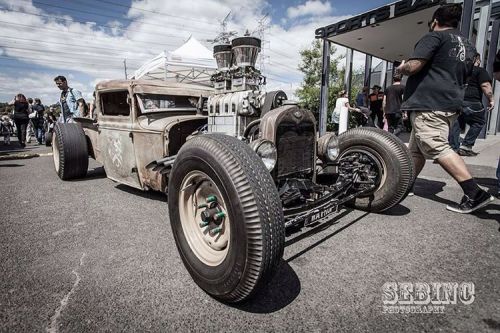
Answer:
[{"left": 51, "top": 37, "right": 414, "bottom": 304}]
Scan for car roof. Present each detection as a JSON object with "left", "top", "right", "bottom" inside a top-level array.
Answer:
[{"left": 95, "top": 79, "right": 213, "bottom": 97}]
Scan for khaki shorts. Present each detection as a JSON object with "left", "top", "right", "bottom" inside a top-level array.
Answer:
[{"left": 409, "top": 111, "right": 458, "bottom": 160}]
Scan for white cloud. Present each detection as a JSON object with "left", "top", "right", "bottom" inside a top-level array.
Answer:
[
  {"left": 0, "top": 72, "right": 92, "bottom": 104},
  {"left": 0, "top": 0, "right": 356, "bottom": 104},
  {"left": 286, "top": 1, "right": 333, "bottom": 19}
]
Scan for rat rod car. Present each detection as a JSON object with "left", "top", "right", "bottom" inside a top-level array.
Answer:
[{"left": 51, "top": 37, "right": 414, "bottom": 303}]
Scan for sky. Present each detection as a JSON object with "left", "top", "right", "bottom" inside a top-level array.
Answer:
[{"left": 0, "top": 0, "right": 392, "bottom": 104}]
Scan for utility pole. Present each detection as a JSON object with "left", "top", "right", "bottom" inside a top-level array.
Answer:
[{"left": 123, "top": 59, "right": 128, "bottom": 79}]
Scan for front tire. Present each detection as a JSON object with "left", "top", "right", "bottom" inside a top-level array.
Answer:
[
  {"left": 52, "top": 123, "right": 88, "bottom": 180},
  {"left": 168, "top": 134, "right": 285, "bottom": 303},
  {"left": 338, "top": 127, "right": 414, "bottom": 212}
]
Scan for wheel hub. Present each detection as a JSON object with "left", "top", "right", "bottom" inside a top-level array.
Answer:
[
  {"left": 339, "top": 148, "right": 386, "bottom": 194},
  {"left": 178, "top": 171, "right": 230, "bottom": 266}
]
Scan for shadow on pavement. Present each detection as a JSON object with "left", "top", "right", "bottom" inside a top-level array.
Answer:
[
  {"left": 235, "top": 209, "right": 370, "bottom": 314},
  {"left": 234, "top": 261, "right": 301, "bottom": 314},
  {"left": 286, "top": 212, "right": 370, "bottom": 264},
  {"left": 70, "top": 166, "right": 107, "bottom": 181},
  {"left": 115, "top": 183, "right": 167, "bottom": 202},
  {"left": 0, "top": 163, "right": 24, "bottom": 167},
  {"left": 483, "top": 318, "right": 500, "bottom": 330},
  {"left": 413, "top": 178, "right": 456, "bottom": 206},
  {"left": 383, "top": 203, "right": 411, "bottom": 216},
  {"left": 473, "top": 203, "right": 500, "bottom": 231}
]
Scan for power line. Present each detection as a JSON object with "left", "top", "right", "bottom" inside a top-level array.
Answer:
[
  {"left": 0, "top": 7, "right": 186, "bottom": 41},
  {"left": 95, "top": 0, "right": 219, "bottom": 26},
  {"left": 0, "top": 45, "right": 146, "bottom": 64},
  {"left": 24, "top": 0, "right": 219, "bottom": 35},
  {"left": 0, "top": 55, "right": 135, "bottom": 70},
  {"left": 0, "top": 35, "right": 154, "bottom": 57},
  {"left": 0, "top": 21, "right": 180, "bottom": 49}
]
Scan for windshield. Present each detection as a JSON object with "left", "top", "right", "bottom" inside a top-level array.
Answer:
[{"left": 137, "top": 94, "right": 199, "bottom": 113}]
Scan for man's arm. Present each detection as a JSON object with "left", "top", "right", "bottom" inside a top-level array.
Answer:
[
  {"left": 396, "top": 59, "right": 428, "bottom": 76},
  {"left": 480, "top": 82, "right": 495, "bottom": 110}
]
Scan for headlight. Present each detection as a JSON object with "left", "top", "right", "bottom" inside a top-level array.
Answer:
[
  {"left": 249, "top": 139, "right": 277, "bottom": 171},
  {"left": 318, "top": 133, "right": 339, "bottom": 161}
]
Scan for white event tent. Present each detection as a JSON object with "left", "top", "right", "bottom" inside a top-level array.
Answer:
[{"left": 133, "top": 36, "right": 217, "bottom": 86}]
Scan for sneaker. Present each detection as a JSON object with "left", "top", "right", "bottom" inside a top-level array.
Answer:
[
  {"left": 457, "top": 148, "right": 478, "bottom": 157},
  {"left": 446, "top": 191, "right": 494, "bottom": 214}
]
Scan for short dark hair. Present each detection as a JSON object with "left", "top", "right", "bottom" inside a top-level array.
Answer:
[
  {"left": 432, "top": 4, "right": 462, "bottom": 28},
  {"left": 28, "top": 97, "right": 33, "bottom": 103},
  {"left": 54, "top": 75, "right": 67, "bottom": 82}
]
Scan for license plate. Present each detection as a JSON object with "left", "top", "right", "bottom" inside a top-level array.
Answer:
[{"left": 306, "top": 204, "right": 338, "bottom": 226}]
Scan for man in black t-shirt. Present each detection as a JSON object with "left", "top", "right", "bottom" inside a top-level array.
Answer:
[
  {"left": 449, "top": 53, "right": 494, "bottom": 155},
  {"left": 396, "top": 4, "right": 494, "bottom": 214},
  {"left": 383, "top": 76, "right": 405, "bottom": 135}
]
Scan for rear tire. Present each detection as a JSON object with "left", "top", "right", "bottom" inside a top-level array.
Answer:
[
  {"left": 45, "top": 131, "right": 52, "bottom": 146},
  {"left": 52, "top": 123, "right": 88, "bottom": 180},
  {"left": 168, "top": 134, "right": 285, "bottom": 303},
  {"left": 338, "top": 127, "right": 414, "bottom": 212}
]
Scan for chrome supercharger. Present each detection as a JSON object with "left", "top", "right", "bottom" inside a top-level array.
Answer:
[{"left": 207, "top": 37, "right": 269, "bottom": 139}]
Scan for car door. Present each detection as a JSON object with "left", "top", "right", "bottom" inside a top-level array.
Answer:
[{"left": 98, "top": 90, "right": 142, "bottom": 189}]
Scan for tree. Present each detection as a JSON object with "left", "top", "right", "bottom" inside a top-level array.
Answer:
[{"left": 295, "top": 40, "right": 345, "bottom": 130}]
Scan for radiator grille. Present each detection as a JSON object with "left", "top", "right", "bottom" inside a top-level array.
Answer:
[{"left": 275, "top": 121, "right": 315, "bottom": 177}]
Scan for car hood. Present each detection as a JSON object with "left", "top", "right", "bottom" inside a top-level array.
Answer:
[{"left": 137, "top": 113, "right": 207, "bottom": 132}]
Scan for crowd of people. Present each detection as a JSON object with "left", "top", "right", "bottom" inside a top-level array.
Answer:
[
  {"left": 332, "top": 3, "right": 499, "bottom": 210},
  {"left": 1, "top": 75, "right": 88, "bottom": 147}
]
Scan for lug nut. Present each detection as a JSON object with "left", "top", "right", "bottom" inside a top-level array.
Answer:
[
  {"left": 214, "top": 212, "right": 226, "bottom": 220},
  {"left": 199, "top": 221, "right": 209, "bottom": 228},
  {"left": 206, "top": 195, "right": 217, "bottom": 203},
  {"left": 211, "top": 226, "right": 222, "bottom": 235},
  {"left": 197, "top": 203, "right": 208, "bottom": 209}
]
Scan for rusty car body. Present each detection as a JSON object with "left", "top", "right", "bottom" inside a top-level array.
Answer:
[{"left": 76, "top": 79, "right": 211, "bottom": 191}]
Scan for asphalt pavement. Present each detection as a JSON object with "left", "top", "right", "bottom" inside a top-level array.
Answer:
[{"left": 0, "top": 136, "right": 499, "bottom": 332}]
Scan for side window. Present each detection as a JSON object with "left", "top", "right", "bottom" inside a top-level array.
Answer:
[{"left": 100, "top": 91, "right": 130, "bottom": 116}]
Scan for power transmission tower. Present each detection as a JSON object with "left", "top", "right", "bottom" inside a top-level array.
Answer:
[
  {"left": 206, "top": 11, "right": 237, "bottom": 44},
  {"left": 252, "top": 14, "right": 270, "bottom": 75}
]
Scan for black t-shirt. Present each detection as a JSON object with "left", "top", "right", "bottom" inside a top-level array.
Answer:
[
  {"left": 401, "top": 29, "right": 476, "bottom": 112},
  {"left": 384, "top": 84, "right": 405, "bottom": 114},
  {"left": 369, "top": 92, "right": 384, "bottom": 112},
  {"left": 464, "top": 66, "right": 491, "bottom": 102}
]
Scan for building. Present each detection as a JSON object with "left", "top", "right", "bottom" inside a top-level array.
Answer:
[{"left": 315, "top": 0, "right": 500, "bottom": 136}]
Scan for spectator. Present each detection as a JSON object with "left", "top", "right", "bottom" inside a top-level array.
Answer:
[
  {"left": 89, "top": 91, "right": 97, "bottom": 119},
  {"left": 332, "top": 90, "right": 360, "bottom": 133},
  {"left": 449, "top": 53, "right": 494, "bottom": 156},
  {"left": 396, "top": 3, "right": 494, "bottom": 213},
  {"left": 32, "top": 98, "right": 46, "bottom": 144},
  {"left": 368, "top": 85, "right": 384, "bottom": 128},
  {"left": 26, "top": 97, "right": 34, "bottom": 143},
  {"left": 54, "top": 75, "right": 85, "bottom": 123},
  {"left": 493, "top": 50, "right": 500, "bottom": 198},
  {"left": 383, "top": 76, "right": 405, "bottom": 135},
  {"left": 355, "top": 86, "right": 369, "bottom": 108},
  {"left": 8, "top": 94, "right": 29, "bottom": 148},
  {"left": 0, "top": 116, "right": 12, "bottom": 145}
]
